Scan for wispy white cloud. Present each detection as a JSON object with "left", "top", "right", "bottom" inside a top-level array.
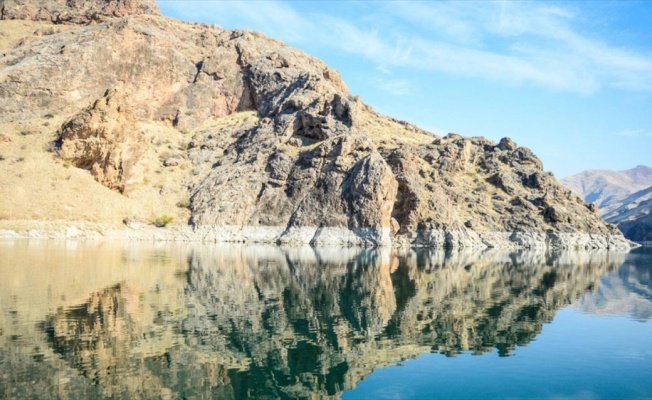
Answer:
[
  {"left": 159, "top": 0, "right": 652, "bottom": 95},
  {"left": 375, "top": 78, "right": 414, "bottom": 96},
  {"left": 376, "top": 65, "right": 390, "bottom": 75},
  {"left": 615, "top": 129, "right": 652, "bottom": 138}
]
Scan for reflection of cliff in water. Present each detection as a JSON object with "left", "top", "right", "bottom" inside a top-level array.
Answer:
[
  {"left": 575, "top": 249, "right": 652, "bottom": 320},
  {"left": 28, "top": 245, "right": 625, "bottom": 399}
]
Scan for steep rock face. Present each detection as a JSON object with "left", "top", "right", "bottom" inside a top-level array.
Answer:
[
  {"left": 0, "top": 0, "right": 160, "bottom": 23},
  {"left": 0, "top": 0, "right": 630, "bottom": 248},
  {"left": 378, "top": 135, "right": 624, "bottom": 248},
  {"left": 188, "top": 129, "right": 398, "bottom": 245},
  {"left": 59, "top": 89, "right": 146, "bottom": 193}
]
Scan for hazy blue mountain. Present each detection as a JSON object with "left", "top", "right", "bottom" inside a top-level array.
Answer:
[
  {"left": 562, "top": 165, "right": 652, "bottom": 216},
  {"left": 562, "top": 166, "right": 652, "bottom": 242}
]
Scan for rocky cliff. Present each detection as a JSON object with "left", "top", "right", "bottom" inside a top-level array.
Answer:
[{"left": 0, "top": 0, "right": 629, "bottom": 249}]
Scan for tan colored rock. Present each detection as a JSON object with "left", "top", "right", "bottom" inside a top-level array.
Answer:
[{"left": 59, "top": 89, "right": 145, "bottom": 194}]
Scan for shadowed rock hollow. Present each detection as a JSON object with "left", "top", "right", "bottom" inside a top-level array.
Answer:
[{"left": 0, "top": 0, "right": 629, "bottom": 248}]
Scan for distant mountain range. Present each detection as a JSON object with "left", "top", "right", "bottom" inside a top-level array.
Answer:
[{"left": 562, "top": 165, "right": 652, "bottom": 242}]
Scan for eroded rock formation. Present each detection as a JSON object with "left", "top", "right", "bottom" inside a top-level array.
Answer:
[{"left": 59, "top": 89, "right": 146, "bottom": 193}]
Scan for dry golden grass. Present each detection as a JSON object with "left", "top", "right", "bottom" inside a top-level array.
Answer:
[
  {"left": 0, "top": 19, "right": 71, "bottom": 53},
  {"left": 0, "top": 111, "right": 266, "bottom": 229},
  {"left": 360, "top": 108, "right": 437, "bottom": 148},
  {"left": 0, "top": 116, "right": 192, "bottom": 227},
  {"left": 191, "top": 110, "right": 258, "bottom": 133}
]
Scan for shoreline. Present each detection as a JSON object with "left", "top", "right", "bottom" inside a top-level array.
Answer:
[{"left": 0, "top": 220, "right": 635, "bottom": 250}]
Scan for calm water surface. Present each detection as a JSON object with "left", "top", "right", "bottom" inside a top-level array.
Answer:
[{"left": 0, "top": 240, "right": 651, "bottom": 399}]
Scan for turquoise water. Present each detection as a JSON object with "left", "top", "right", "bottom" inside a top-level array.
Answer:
[
  {"left": 345, "top": 309, "right": 652, "bottom": 400},
  {"left": 0, "top": 241, "right": 650, "bottom": 399}
]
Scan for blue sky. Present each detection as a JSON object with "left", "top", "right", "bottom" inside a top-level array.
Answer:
[{"left": 158, "top": 1, "right": 652, "bottom": 178}]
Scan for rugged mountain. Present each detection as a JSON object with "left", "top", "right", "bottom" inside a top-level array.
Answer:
[
  {"left": 0, "top": 0, "right": 629, "bottom": 248},
  {"left": 562, "top": 166, "right": 652, "bottom": 243},
  {"left": 603, "top": 184, "right": 652, "bottom": 221},
  {"left": 561, "top": 165, "right": 652, "bottom": 215}
]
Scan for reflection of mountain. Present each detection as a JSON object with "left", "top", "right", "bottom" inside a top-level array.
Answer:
[
  {"left": 575, "top": 250, "right": 652, "bottom": 320},
  {"left": 0, "top": 243, "right": 627, "bottom": 399}
]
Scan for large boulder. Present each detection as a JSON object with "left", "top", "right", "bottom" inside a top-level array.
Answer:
[{"left": 59, "top": 89, "right": 145, "bottom": 194}]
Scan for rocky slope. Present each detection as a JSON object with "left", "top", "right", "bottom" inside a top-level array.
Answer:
[
  {"left": 0, "top": 0, "right": 629, "bottom": 249},
  {"left": 562, "top": 166, "right": 652, "bottom": 243}
]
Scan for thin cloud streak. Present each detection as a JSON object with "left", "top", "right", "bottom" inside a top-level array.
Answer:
[
  {"left": 374, "top": 78, "right": 414, "bottom": 96},
  {"left": 160, "top": 0, "right": 652, "bottom": 94},
  {"left": 615, "top": 129, "right": 652, "bottom": 138}
]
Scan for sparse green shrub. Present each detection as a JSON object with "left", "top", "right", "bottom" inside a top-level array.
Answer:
[
  {"left": 63, "top": 160, "right": 72, "bottom": 168},
  {"left": 43, "top": 114, "right": 54, "bottom": 119},
  {"left": 154, "top": 215, "right": 174, "bottom": 227}
]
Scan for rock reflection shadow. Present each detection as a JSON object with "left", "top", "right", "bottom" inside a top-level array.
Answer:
[{"left": 36, "top": 245, "right": 627, "bottom": 398}]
